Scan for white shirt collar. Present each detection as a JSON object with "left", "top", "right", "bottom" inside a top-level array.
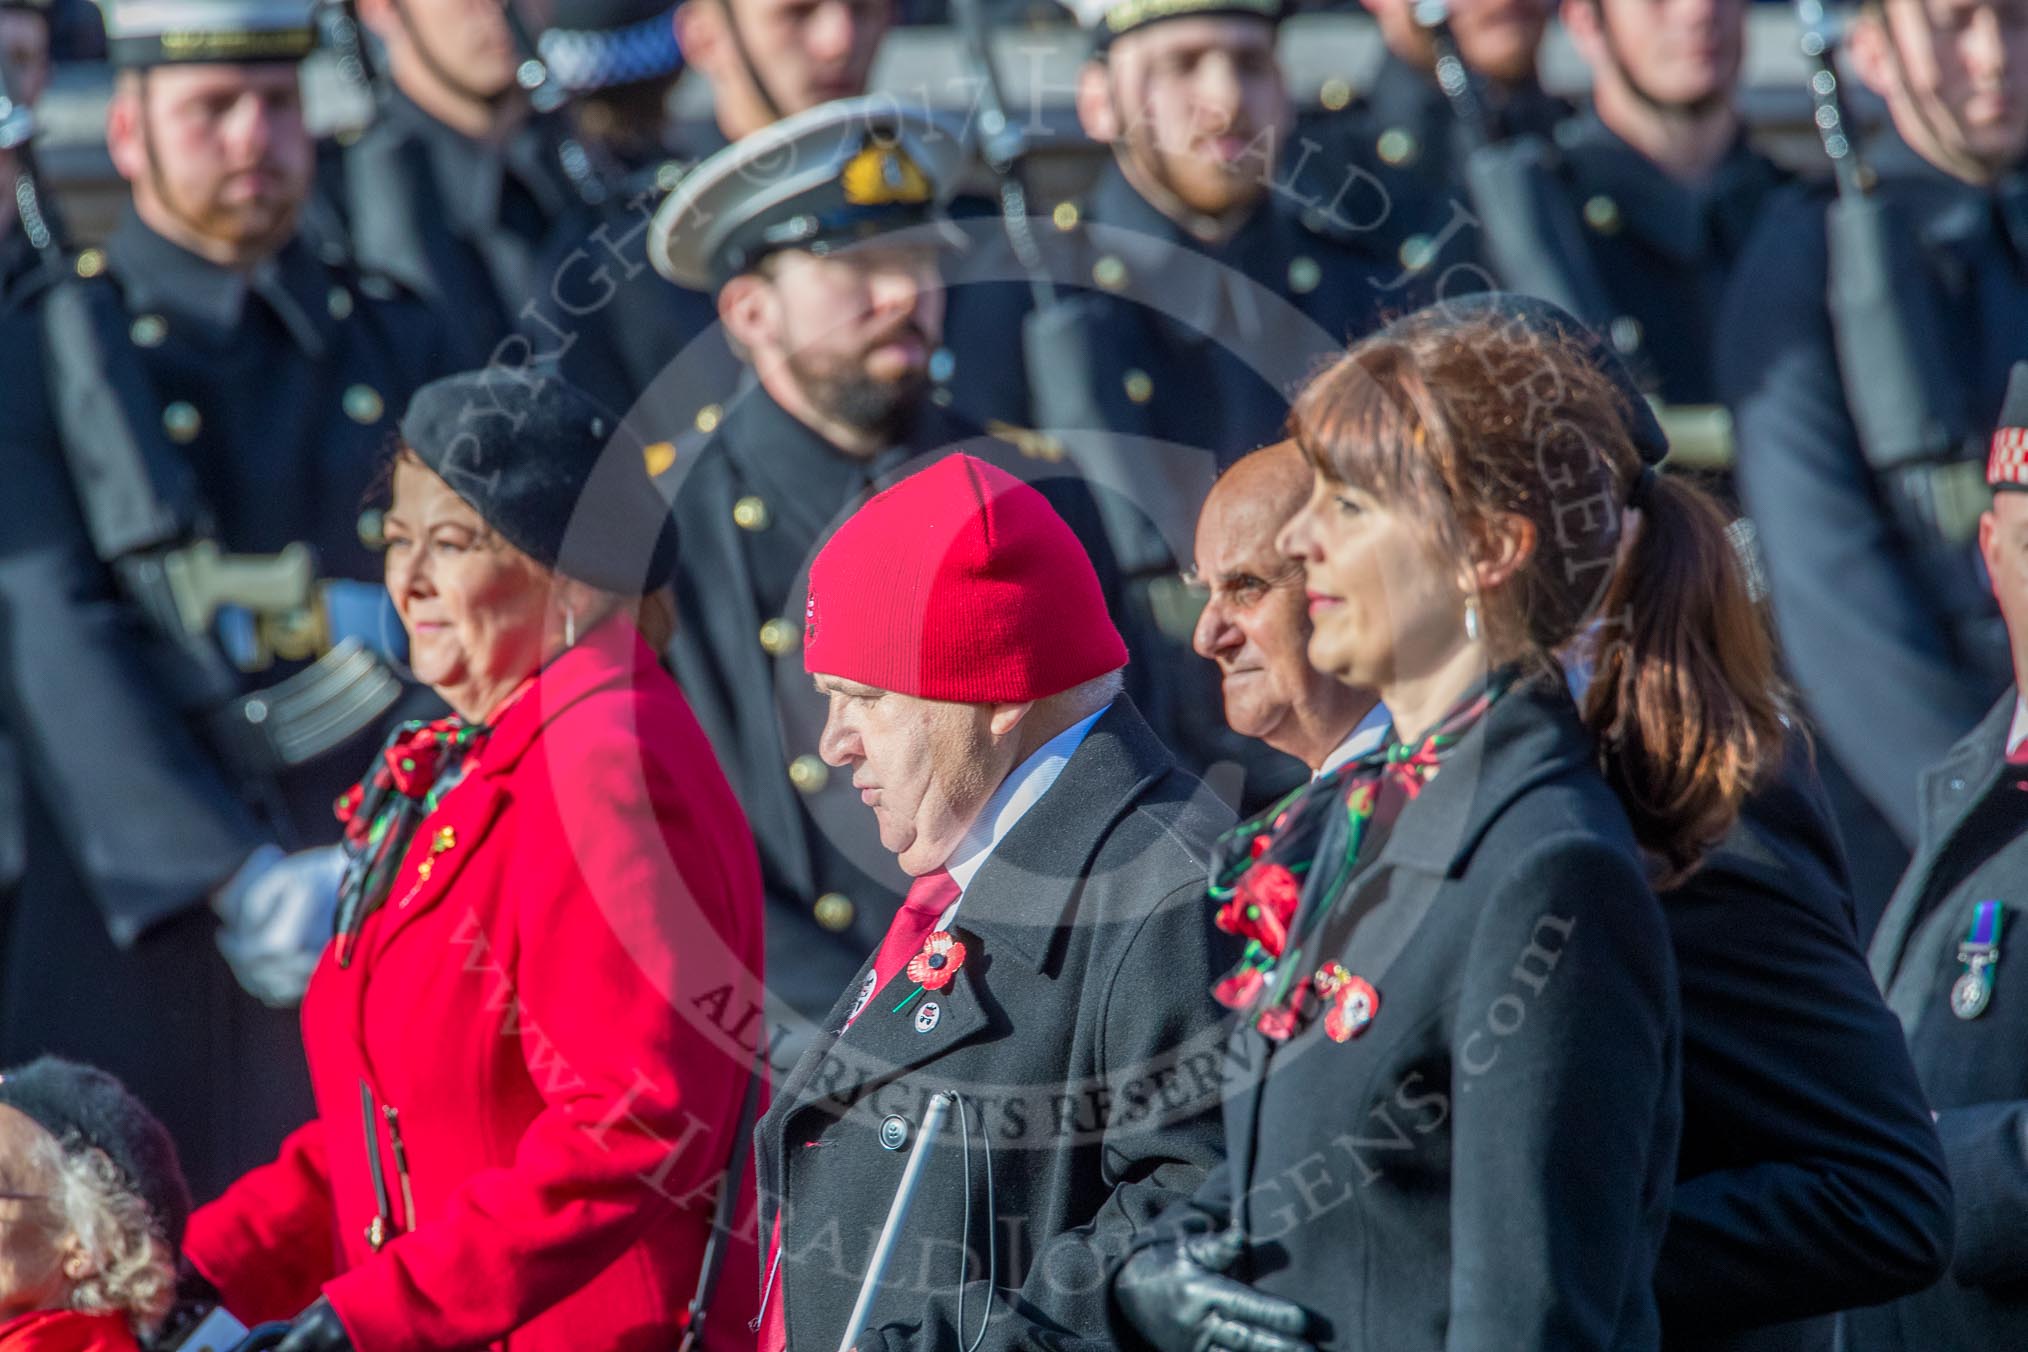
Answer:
[
  {"left": 2008, "top": 695, "right": 2028, "bottom": 759},
  {"left": 1317, "top": 703, "right": 1393, "bottom": 779},
  {"left": 943, "top": 705, "right": 1108, "bottom": 908}
]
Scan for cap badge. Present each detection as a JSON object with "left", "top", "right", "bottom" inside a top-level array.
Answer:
[{"left": 841, "top": 137, "right": 933, "bottom": 208}]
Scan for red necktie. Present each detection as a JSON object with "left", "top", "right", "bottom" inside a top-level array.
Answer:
[
  {"left": 757, "top": 869, "right": 964, "bottom": 1352},
  {"left": 859, "top": 868, "right": 961, "bottom": 1022}
]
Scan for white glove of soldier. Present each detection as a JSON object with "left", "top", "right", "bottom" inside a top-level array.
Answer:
[{"left": 211, "top": 844, "right": 345, "bottom": 1007}]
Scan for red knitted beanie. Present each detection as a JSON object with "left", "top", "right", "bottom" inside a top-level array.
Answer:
[{"left": 803, "top": 455, "right": 1128, "bottom": 702}]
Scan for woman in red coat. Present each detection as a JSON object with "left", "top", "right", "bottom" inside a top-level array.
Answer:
[{"left": 183, "top": 372, "right": 767, "bottom": 1352}]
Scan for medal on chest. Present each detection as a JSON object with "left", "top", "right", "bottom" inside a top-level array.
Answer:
[{"left": 1951, "top": 899, "right": 2006, "bottom": 1020}]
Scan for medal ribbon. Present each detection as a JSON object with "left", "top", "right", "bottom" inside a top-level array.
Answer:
[{"left": 1954, "top": 900, "right": 2005, "bottom": 1020}]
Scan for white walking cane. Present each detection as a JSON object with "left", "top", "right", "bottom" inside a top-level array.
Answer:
[{"left": 834, "top": 1091, "right": 958, "bottom": 1352}]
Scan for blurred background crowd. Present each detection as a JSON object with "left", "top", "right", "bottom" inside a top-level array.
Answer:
[{"left": 0, "top": 0, "right": 2023, "bottom": 1336}]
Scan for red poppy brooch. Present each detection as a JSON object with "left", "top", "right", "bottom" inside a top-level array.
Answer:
[
  {"left": 906, "top": 932, "right": 967, "bottom": 991},
  {"left": 1315, "top": 962, "right": 1379, "bottom": 1042}
]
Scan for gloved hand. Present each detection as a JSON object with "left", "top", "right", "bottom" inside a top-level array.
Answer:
[
  {"left": 211, "top": 844, "right": 345, "bottom": 1007},
  {"left": 274, "top": 1297, "right": 352, "bottom": 1352},
  {"left": 1114, "top": 1228, "right": 1315, "bottom": 1352}
]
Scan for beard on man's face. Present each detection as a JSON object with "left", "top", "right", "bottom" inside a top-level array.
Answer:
[{"left": 785, "top": 324, "right": 933, "bottom": 443}]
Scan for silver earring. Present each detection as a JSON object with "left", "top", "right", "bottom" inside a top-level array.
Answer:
[
  {"left": 565, "top": 607, "right": 577, "bottom": 648},
  {"left": 1464, "top": 598, "right": 1481, "bottom": 643}
]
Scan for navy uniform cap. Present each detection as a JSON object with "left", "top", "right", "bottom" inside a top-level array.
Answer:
[
  {"left": 106, "top": 0, "right": 316, "bottom": 67},
  {"left": 398, "top": 368, "right": 679, "bottom": 594},
  {"left": 1060, "top": 0, "right": 1283, "bottom": 54},
  {"left": 538, "top": 0, "right": 680, "bottom": 93},
  {"left": 648, "top": 95, "right": 968, "bottom": 292},
  {"left": 1385, "top": 292, "right": 1673, "bottom": 467},
  {"left": 1989, "top": 361, "right": 2028, "bottom": 492}
]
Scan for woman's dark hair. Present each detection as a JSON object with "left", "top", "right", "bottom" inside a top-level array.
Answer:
[{"left": 1289, "top": 311, "right": 1785, "bottom": 885}]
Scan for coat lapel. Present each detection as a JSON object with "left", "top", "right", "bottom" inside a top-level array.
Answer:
[{"left": 1871, "top": 691, "right": 2018, "bottom": 989}]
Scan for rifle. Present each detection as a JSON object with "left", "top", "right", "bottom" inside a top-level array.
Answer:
[
  {"left": 1799, "top": 0, "right": 1997, "bottom": 653},
  {"left": 498, "top": 0, "right": 609, "bottom": 206},
  {"left": 951, "top": 0, "right": 1052, "bottom": 309},
  {"left": 0, "top": 56, "right": 395, "bottom": 824},
  {"left": 1801, "top": 0, "right": 1968, "bottom": 478},
  {"left": 1415, "top": 0, "right": 1620, "bottom": 331},
  {"left": 315, "top": 0, "right": 380, "bottom": 100}
]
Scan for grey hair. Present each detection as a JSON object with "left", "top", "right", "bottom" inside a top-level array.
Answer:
[{"left": 50, "top": 1140, "right": 175, "bottom": 1336}]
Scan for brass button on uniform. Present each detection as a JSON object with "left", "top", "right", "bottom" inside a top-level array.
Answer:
[
  {"left": 343, "top": 384, "right": 385, "bottom": 425},
  {"left": 695, "top": 403, "right": 723, "bottom": 433},
  {"left": 643, "top": 441, "right": 677, "bottom": 477},
  {"left": 1397, "top": 234, "right": 1435, "bottom": 273},
  {"left": 74, "top": 248, "right": 105, "bottom": 279},
  {"left": 733, "top": 495, "right": 770, "bottom": 531},
  {"left": 327, "top": 286, "right": 355, "bottom": 320},
  {"left": 1287, "top": 256, "right": 1321, "bottom": 295},
  {"left": 1123, "top": 369, "right": 1153, "bottom": 404},
  {"left": 788, "top": 754, "right": 829, "bottom": 794},
  {"left": 1092, "top": 255, "right": 1128, "bottom": 292},
  {"left": 813, "top": 892, "right": 856, "bottom": 931},
  {"left": 163, "top": 401, "right": 202, "bottom": 443},
  {"left": 129, "top": 314, "right": 168, "bottom": 348},
  {"left": 1376, "top": 128, "right": 1419, "bottom": 168},
  {"left": 1583, "top": 195, "right": 1623, "bottom": 234},
  {"left": 759, "top": 618, "right": 798, "bottom": 656},
  {"left": 1320, "top": 77, "right": 1353, "bottom": 112},
  {"left": 1052, "top": 201, "right": 1080, "bottom": 231},
  {"left": 1609, "top": 315, "right": 1644, "bottom": 354}
]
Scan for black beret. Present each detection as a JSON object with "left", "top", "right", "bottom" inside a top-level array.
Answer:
[
  {"left": 0, "top": 1058, "right": 192, "bottom": 1251},
  {"left": 1390, "top": 292, "right": 1672, "bottom": 467},
  {"left": 398, "top": 369, "right": 678, "bottom": 594}
]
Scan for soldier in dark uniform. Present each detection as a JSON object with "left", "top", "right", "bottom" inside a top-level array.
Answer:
[
  {"left": 1530, "top": 0, "right": 1785, "bottom": 405},
  {"left": 0, "top": 0, "right": 450, "bottom": 1200},
  {"left": 1715, "top": 0, "right": 2028, "bottom": 929},
  {"left": 526, "top": 0, "right": 894, "bottom": 422},
  {"left": 1296, "top": 0, "right": 1568, "bottom": 285},
  {"left": 644, "top": 99, "right": 1129, "bottom": 1042},
  {"left": 0, "top": 0, "right": 52, "bottom": 308},
  {"left": 319, "top": 0, "right": 599, "bottom": 361},
  {"left": 945, "top": 0, "right": 1413, "bottom": 810},
  {"left": 1855, "top": 366, "right": 2028, "bottom": 1352}
]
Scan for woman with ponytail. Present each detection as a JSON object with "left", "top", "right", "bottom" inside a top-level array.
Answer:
[{"left": 1111, "top": 301, "right": 1784, "bottom": 1352}]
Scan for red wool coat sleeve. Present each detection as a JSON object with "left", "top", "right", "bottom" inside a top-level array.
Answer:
[
  {"left": 321, "top": 692, "right": 760, "bottom": 1352},
  {"left": 183, "top": 1118, "right": 337, "bottom": 1323}
]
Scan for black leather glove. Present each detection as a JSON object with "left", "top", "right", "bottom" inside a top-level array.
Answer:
[
  {"left": 274, "top": 1298, "right": 353, "bottom": 1352},
  {"left": 1114, "top": 1228, "right": 1316, "bottom": 1352}
]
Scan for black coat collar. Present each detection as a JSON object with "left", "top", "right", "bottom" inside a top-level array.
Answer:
[
  {"left": 1084, "top": 161, "right": 1296, "bottom": 339},
  {"left": 1371, "top": 669, "right": 1600, "bottom": 878},
  {"left": 1555, "top": 106, "right": 1784, "bottom": 263},
  {"left": 768, "top": 697, "right": 1185, "bottom": 1116},
  {"left": 1870, "top": 688, "right": 2020, "bottom": 987},
  {"left": 1865, "top": 127, "right": 2028, "bottom": 265},
  {"left": 105, "top": 207, "right": 332, "bottom": 357},
  {"left": 381, "top": 89, "right": 576, "bottom": 235},
  {"left": 951, "top": 697, "right": 1183, "bottom": 971},
  {"left": 1362, "top": 50, "right": 1569, "bottom": 164}
]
